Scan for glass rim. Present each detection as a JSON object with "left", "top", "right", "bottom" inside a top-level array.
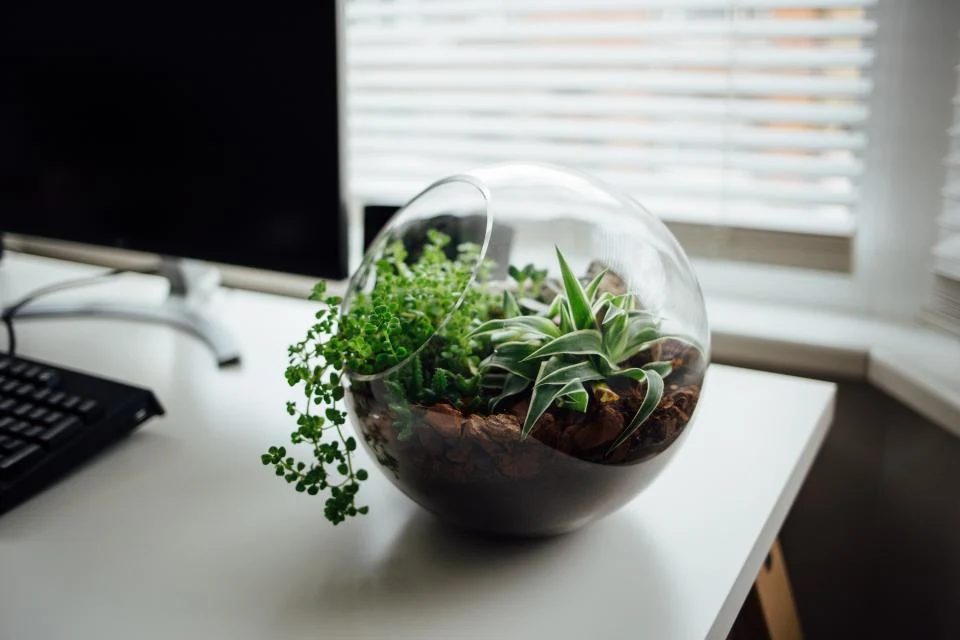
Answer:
[{"left": 341, "top": 172, "right": 494, "bottom": 383}]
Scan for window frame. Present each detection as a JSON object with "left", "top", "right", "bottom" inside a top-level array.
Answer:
[{"left": 688, "top": 1, "right": 960, "bottom": 321}]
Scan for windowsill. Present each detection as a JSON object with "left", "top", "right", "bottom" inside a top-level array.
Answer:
[{"left": 708, "top": 296, "right": 960, "bottom": 438}]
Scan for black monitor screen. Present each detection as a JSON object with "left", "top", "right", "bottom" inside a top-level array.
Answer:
[{"left": 0, "top": 1, "right": 347, "bottom": 279}]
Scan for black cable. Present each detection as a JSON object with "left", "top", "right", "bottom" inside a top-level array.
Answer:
[
  {"left": 3, "top": 314, "right": 15, "bottom": 356},
  {"left": 2, "top": 267, "right": 157, "bottom": 356}
]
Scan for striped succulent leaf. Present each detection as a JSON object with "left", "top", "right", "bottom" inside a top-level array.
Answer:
[{"left": 471, "top": 247, "right": 702, "bottom": 448}]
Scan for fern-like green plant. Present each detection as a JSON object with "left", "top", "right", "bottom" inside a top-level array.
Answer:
[
  {"left": 471, "top": 247, "right": 699, "bottom": 453},
  {"left": 266, "top": 230, "right": 498, "bottom": 522}
]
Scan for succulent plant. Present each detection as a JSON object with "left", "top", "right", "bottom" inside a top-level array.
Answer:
[{"left": 471, "top": 247, "right": 699, "bottom": 453}]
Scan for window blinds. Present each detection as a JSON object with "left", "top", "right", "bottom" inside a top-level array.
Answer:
[
  {"left": 927, "top": 51, "right": 960, "bottom": 336},
  {"left": 344, "top": 0, "right": 875, "bottom": 241}
]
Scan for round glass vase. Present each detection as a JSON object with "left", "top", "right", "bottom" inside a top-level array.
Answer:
[{"left": 343, "top": 162, "right": 709, "bottom": 537}]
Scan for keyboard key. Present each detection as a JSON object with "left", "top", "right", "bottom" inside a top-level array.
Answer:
[
  {"left": 23, "top": 366, "right": 41, "bottom": 380},
  {"left": 31, "top": 388, "right": 52, "bottom": 403},
  {"left": 60, "top": 395, "right": 82, "bottom": 411},
  {"left": 35, "top": 370, "right": 60, "bottom": 388},
  {"left": 0, "top": 398, "right": 17, "bottom": 414},
  {"left": 1, "top": 380, "right": 18, "bottom": 393},
  {"left": 0, "top": 442, "right": 43, "bottom": 478},
  {"left": 28, "top": 407, "right": 47, "bottom": 423},
  {"left": 24, "top": 424, "right": 44, "bottom": 439},
  {"left": 0, "top": 437, "right": 18, "bottom": 452},
  {"left": 34, "top": 417, "right": 82, "bottom": 448},
  {"left": 7, "top": 421, "right": 30, "bottom": 435},
  {"left": 0, "top": 416, "right": 12, "bottom": 431},
  {"left": 12, "top": 403, "right": 34, "bottom": 418},
  {"left": 0, "top": 358, "right": 10, "bottom": 373},
  {"left": 41, "top": 411, "right": 64, "bottom": 426},
  {"left": 14, "top": 384, "right": 35, "bottom": 397},
  {"left": 77, "top": 399, "right": 101, "bottom": 422},
  {"left": 9, "top": 362, "right": 27, "bottom": 376}
]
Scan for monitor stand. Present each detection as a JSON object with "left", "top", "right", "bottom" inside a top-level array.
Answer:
[{"left": 11, "top": 257, "right": 242, "bottom": 367}]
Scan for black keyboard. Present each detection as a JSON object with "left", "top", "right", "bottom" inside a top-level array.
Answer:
[{"left": 0, "top": 354, "right": 164, "bottom": 516}]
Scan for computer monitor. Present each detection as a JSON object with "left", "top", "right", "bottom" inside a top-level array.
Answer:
[{"left": 0, "top": 2, "right": 348, "bottom": 365}]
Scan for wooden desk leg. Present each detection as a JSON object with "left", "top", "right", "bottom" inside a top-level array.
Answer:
[
  {"left": 728, "top": 538, "right": 804, "bottom": 640},
  {"left": 755, "top": 539, "right": 803, "bottom": 640}
]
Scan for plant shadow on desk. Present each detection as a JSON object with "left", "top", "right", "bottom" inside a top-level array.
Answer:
[{"left": 299, "top": 508, "right": 680, "bottom": 633}]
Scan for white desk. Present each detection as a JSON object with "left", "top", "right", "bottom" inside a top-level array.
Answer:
[{"left": 0, "top": 254, "right": 836, "bottom": 640}]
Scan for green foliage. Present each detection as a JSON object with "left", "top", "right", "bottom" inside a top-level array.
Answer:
[
  {"left": 264, "top": 280, "right": 367, "bottom": 525},
  {"left": 337, "top": 230, "right": 478, "bottom": 376},
  {"left": 508, "top": 263, "right": 549, "bottom": 301},
  {"left": 265, "top": 230, "right": 497, "bottom": 523},
  {"left": 472, "top": 246, "right": 700, "bottom": 454},
  {"left": 346, "top": 229, "right": 496, "bottom": 412},
  {"left": 344, "top": 230, "right": 495, "bottom": 408}
]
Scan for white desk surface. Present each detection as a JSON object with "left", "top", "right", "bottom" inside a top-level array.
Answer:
[{"left": 0, "top": 254, "right": 836, "bottom": 640}]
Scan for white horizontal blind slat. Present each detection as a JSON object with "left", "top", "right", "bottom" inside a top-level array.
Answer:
[
  {"left": 352, "top": 155, "right": 856, "bottom": 204},
  {"left": 350, "top": 92, "right": 868, "bottom": 124},
  {"left": 351, "top": 136, "right": 863, "bottom": 176},
  {"left": 349, "top": 70, "right": 871, "bottom": 96},
  {"left": 939, "top": 214, "right": 960, "bottom": 232},
  {"left": 350, "top": 45, "right": 874, "bottom": 68},
  {"left": 934, "top": 236, "right": 960, "bottom": 281},
  {"left": 348, "top": 20, "right": 876, "bottom": 42},
  {"left": 351, "top": 114, "right": 865, "bottom": 149},
  {"left": 346, "top": 0, "right": 874, "bottom": 241},
  {"left": 349, "top": 0, "right": 876, "bottom": 19}
]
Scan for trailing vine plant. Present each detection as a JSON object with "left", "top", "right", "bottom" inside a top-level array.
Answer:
[{"left": 262, "top": 230, "right": 495, "bottom": 523}]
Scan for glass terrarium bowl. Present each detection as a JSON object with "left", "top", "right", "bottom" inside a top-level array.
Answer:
[{"left": 343, "top": 162, "right": 709, "bottom": 537}]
